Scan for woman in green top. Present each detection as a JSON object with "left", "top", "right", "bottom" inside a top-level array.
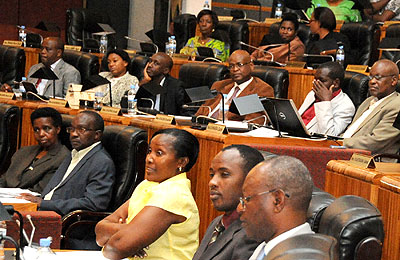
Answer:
[
  {"left": 180, "top": 9, "right": 229, "bottom": 61},
  {"left": 306, "top": 0, "right": 362, "bottom": 22}
]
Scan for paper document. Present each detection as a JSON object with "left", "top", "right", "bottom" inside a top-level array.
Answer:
[{"left": 0, "top": 188, "right": 39, "bottom": 198}]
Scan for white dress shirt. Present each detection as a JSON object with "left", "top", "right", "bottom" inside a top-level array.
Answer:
[{"left": 154, "top": 77, "right": 166, "bottom": 111}]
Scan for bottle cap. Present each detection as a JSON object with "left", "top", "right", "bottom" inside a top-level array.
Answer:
[
  {"left": 21, "top": 25, "right": 25, "bottom": 29},
  {"left": 39, "top": 238, "right": 51, "bottom": 247},
  {"left": 171, "top": 36, "right": 175, "bottom": 39}
]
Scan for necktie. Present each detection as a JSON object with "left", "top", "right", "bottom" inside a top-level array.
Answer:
[
  {"left": 208, "top": 219, "right": 225, "bottom": 245},
  {"left": 35, "top": 78, "right": 42, "bottom": 88},
  {"left": 210, "top": 86, "right": 240, "bottom": 119}
]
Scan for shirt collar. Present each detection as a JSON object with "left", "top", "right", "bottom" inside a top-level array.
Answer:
[
  {"left": 50, "top": 59, "right": 61, "bottom": 70},
  {"left": 71, "top": 141, "right": 101, "bottom": 159},
  {"left": 234, "top": 76, "right": 253, "bottom": 91}
]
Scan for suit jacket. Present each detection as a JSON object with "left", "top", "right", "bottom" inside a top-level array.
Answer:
[
  {"left": 196, "top": 77, "right": 274, "bottom": 124},
  {"left": 40, "top": 143, "right": 115, "bottom": 216},
  {"left": 192, "top": 216, "right": 258, "bottom": 260},
  {"left": 298, "top": 90, "right": 355, "bottom": 136},
  {"left": 135, "top": 75, "right": 185, "bottom": 115},
  {"left": 27, "top": 59, "right": 81, "bottom": 98},
  {"left": 0, "top": 142, "right": 69, "bottom": 193},
  {"left": 343, "top": 92, "right": 400, "bottom": 155}
]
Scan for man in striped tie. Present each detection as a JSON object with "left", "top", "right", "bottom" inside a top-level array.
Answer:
[{"left": 239, "top": 156, "right": 314, "bottom": 260}]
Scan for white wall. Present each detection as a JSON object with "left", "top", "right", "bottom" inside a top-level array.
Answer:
[
  {"left": 182, "top": 0, "right": 212, "bottom": 15},
  {"left": 128, "top": 0, "right": 155, "bottom": 50}
]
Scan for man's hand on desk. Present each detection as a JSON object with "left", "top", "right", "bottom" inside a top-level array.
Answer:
[
  {"left": 0, "top": 83, "right": 13, "bottom": 92},
  {"left": 18, "top": 193, "right": 42, "bottom": 206}
]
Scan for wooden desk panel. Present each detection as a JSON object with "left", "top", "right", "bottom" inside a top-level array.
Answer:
[{"left": 4, "top": 202, "right": 37, "bottom": 212}]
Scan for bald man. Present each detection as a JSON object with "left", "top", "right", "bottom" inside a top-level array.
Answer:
[
  {"left": 238, "top": 156, "right": 314, "bottom": 259},
  {"left": 342, "top": 59, "right": 400, "bottom": 155},
  {"left": 196, "top": 50, "right": 274, "bottom": 124}
]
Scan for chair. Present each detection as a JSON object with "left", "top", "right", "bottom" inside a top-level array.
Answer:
[
  {"left": 173, "top": 13, "right": 197, "bottom": 52},
  {"left": 62, "top": 49, "right": 100, "bottom": 84},
  {"left": 318, "top": 195, "right": 384, "bottom": 260},
  {"left": 381, "top": 24, "right": 400, "bottom": 62},
  {"left": 339, "top": 22, "right": 380, "bottom": 66},
  {"left": 26, "top": 33, "right": 43, "bottom": 48},
  {"left": 61, "top": 124, "right": 148, "bottom": 249},
  {"left": 265, "top": 233, "right": 339, "bottom": 260},
  {"left": 251, "top": 65, "right": 289, "bottom": 98},
  {"left": 130, "top": 54, "right": 150, "bottom": 81},
  {"left": 179, "top": 62, "right": 230, "bottom": 89},
  {"left": 341, "top": 71, "right": 370, "bottom": 110},
  {"left": 0, "top": 45, "right": 26, "bottom": 85},
  {"left": 307, "top": 187, "right": 335, "bottom": 232},
  {"left": 0, "top": 104, "right": 20, "bottom": 175},
  {"left": 213, "top": 20, "right": 249, "bottom": 54}
]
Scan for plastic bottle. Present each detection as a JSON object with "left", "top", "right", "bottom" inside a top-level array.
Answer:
[
  {"left": 127, "top": 84, "right": 138, "bottom": 116},
  {"left": 35, "top": 238, "right": 55, "bottom": 260},
  {"left": 203, "top": 0, "right": 211, "bottom": 10},
  {"left": 166, "top": 37, "right": 173, "bottom": 57},
  {"left": 170, "top": 36, "right": 177, "bottom": 55},
  {"left": 94, "top": 92, "right": 104, "bottom": 110},
  {"left": 99, "top": 35, "right": 108, "bottom": 53},
  {"left": 275, "top": 3, "right": 283, "bottom": 19},
  {"left": 19, "top": 25, "right": 27, "bottom": 47},
  {"left": 336, "top": 45, "right": 345, "bottom": 67},
  {"left": 0, "top": 221, "right": 6, "bottom": 260}
]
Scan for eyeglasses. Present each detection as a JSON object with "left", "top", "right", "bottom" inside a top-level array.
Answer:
[
  {"left": 239, "top": 189, "right": 290, "bottom": 209},
  {"left": 367, "top": 74, "right": 395, "bottom": 81},
  {"left": 66, "top": 126, "right": 96, "bottom": 135},
  {"left": 228, "top": 61, "right": 251, "bottom": 70}
]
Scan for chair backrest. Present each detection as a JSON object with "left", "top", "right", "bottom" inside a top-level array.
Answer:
[
  {"left": 265, "top": 233, "right": 339, "bottom": 260},
  {"left": 0, "top": 45, "right": 26, "bottom": 85},
  {"left": 0, "top": 104, "right": 20, "bottom": 175},
  {"left": 26, "top": 33, "right": 43, "bottom": 48},
  {"left": 130, "top": 54, "right": 150, "bottom": 81},
  {"left": 101, "top": 125, "right": 147, "bottom": 211},
  {"left": 307, "top": 187, "right": 336, "bottom": 232},
  {"left": 319, "top": 195, "right": 384, "bottom": 260},
  {"left": 62, "top": 50, "right": 100, "bottom": 84},
  {"left": 340, "top": 22, "right": 380, "bottom": 66},
  {"left": 381, "top": 24, "right": 400, "bottom": 63},
  {"left": 251, "top": 65, "right": 289, "bottom": 98},
  {"left": 66, "top": 8, "right": 111, "bottom": 47},
  {"left": 267, "top": 22, "right": 311, "bottom": 47},
  {"left": 173, "top": 13, "right": 197, "bottom": 52},
  {"left": 341, "top": 71, "right": 370, "bottom": 110},
  {"left": 213, "top": 20, "right": 249, "bottom": 54},
  {"left": 179, "top": 62, "right": 230, "bottom": 89}
]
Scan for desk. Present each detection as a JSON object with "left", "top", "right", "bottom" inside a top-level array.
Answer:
[{"left": 3, "top": 202, "right": 37, "bottom": 212}]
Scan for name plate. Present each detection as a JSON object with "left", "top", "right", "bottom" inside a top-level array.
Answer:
[
  {"left": 349, "top": 153, "right": 376, "bottom": 169},
  {"left": 154, "top": 114, "right": 176, "bottom": 125},
  {"left": 286, "top": 61, "right": 306, "bottom": 68},
  {"left": 206, "top": 123, "right": 228, "bottom": 134},
  {"left": 346, "top": 65, "right": 368, "bottom": 74},
  {"left": 0, "top": 92, "right": 15, "bottom": 100},
  {"left": 64, "top": 45, "right": 82, "bottom": 51},
  {"left": 3, "top": 40, "right": 22, "bottom": 47},
  {"left": 48, "top": 98, "right": 69, "bottom": 107},
  {"left": 100, "top": 106, "right": 122, "bottom": 116}
]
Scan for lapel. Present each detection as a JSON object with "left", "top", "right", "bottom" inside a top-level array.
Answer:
[
  {"left": 33, "top": 142, "right": 62, "bottom": 168},
  {"left": 200, "top": 217, "right": 243, "bottom": 259},
  {"left": 43, "top": 59, "right": 63, "bottom": 95},
  {"left": 353, "top": 93, "right": 397, "bottom": 135},
  {"left": 159, "top": 76, "right": 168, "bottom": 111}
]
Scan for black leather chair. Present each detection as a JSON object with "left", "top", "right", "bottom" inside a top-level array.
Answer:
[
  {"left": 307, "top": 187, "right": 335, "bottom": 232},
  {"left": 264, "top": 22, "right": 312, "bottom": 47},
  {"left": 340, "top": 22, "right": 380, "bottom": 66},
  {"left": 213, "top": 20, "right": 249, "bottom": 54},
  {"left": 265, "top": 234, "right": 339, "bottom": 260},
  {"left": 62, "top": 50, "right": 100, "bottom": 84},
  {"left": 341, "top": 71, "right": 370, "bottom": 110},
  {"left": 318, "top": 195, "right": 384, "bottom": 260},
  {"left": 130, "top": 54, "right": 150, "bottom": 81},
  {"left": 381, "top": 24, "right": 400, "bottom": 63},
  {"left": 66, "top": 8, "right": 114, "bottom": 50},
  {"left": 26, "top": 33, "right": 43, "bottom": 48},
  {"left": 173, "top": 13, "right": 197, "bottom": 53},
  {"left": 61, "top": 124, "right": 148, "bottom": 249},
  {"left": 179, "top": 62, "right": 230, "bottom": 89},
  {"left": 0, "top": 45, "right": 26, "bottom": 85},
  {"left": 251, "top": 65, "right": 289, "bottom": 98},
  {"left": 0, "top": 104, "right": 20, "bottom": 175}
]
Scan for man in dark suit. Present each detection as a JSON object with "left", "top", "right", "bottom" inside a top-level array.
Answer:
[
  {"left": 21, "top": 111, "right": 115, "bottom": 216},
  {"left": 135, "top": 52, "right": 185, "bottom": 115},
  {"left": 192, "top": 145, "right": 263, "bottom": 260},
  {"left": 196, "top": 50, "right": 274, "bottom": 124}
]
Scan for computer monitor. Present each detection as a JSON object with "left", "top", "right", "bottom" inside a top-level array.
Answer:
[{"left": 261, "top": 97, "right": 311, "bottom": 138}]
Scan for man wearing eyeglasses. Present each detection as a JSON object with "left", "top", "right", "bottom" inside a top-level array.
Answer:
[
  {"left": 20, "top": 111, "right": 115, "bottom": 217},
  {"left": 195, "top": 50, "right": 274, "bottom": 124},
  {"left": 192, "top": 145, "right": 264, "bottom": 260},
  {"left": 342, "top": 59, "right": 400, "bottom": 156},
  {"left": 238, "top": 156, "right": 314, "bottom": 260}
]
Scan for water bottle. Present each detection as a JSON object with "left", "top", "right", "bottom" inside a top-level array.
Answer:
[
  {"left": 99, "top": 35, "right": 108, "bottom": 54},
  {"left": 166, "top": 37, "right": 173, "bottom": 57},
  {"left": 127, "top": 84, "right": 138, "bottom": 116},
  {"left": 19, "top": 25, "right": 27, "bottom": 47},
  {"left": 170, "top": 36, "right": 176, "bottom": 55},
  {"left": 336, "top": 45, "right": 345, "bottom": 67},
  {"left": 35, "top": 238, "right": 55, "bottom": 260},
  {"left": 203, "top": 0, "right": 210, "bottom": 10},
  {"left": 94, "top": 92, "right": 104, "bottom": 110},
  {"left": 275, "top": 3, "right": 283, "bottom": 19},
  {"left": 0, "top": 221, "right": 6, "bottom": 260}
]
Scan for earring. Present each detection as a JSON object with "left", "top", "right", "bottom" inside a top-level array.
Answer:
[
  {"left": 212, "top": 28, "right": 215, "bottom": 32},
  {"left": 178, "top": 166, "right": 183, "bottom": 172}
]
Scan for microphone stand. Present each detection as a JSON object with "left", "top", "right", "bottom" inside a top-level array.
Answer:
[
  {"left": 108, "top": 82, "right": 112, "bottom": 107},
  {"left": 262, "top": 98, "right": 282, "bottom": 138}
]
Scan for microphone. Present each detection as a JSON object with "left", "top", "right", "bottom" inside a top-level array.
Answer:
[
  {"left": 260, "top": 97, "right": 282, "bottom": 138},
  {"left": 239, "top": 41, "right": 283, "bottom": 62},
  {"left": 244, "top": 115, "right": 267, "bottom": 126},
  {"left": 124, "top": 36, "right": 159, "bottom": 53},
  {"left": 139, "top": 98, "right": 155, "bottom": 109},
  {"left": 303, "top": 53, "right": 334, "bottom": 62},
  {"left": 5, "top": 205, "right": 26, "bottom": 248},
  {"left": 137, "top": 107, "right": 162, "bottom": 115},
  {"left": 182, "top": 104, "right": 212, "bottom": 115}
]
